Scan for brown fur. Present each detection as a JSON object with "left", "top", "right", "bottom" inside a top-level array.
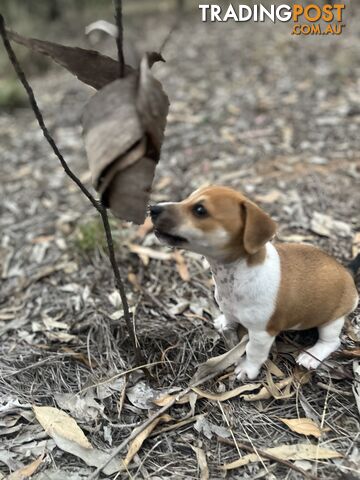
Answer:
[{"left": 266, "top": 243, "right": 358, "bottom": 335}]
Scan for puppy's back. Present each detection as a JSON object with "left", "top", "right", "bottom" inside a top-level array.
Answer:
[{"left": 266, "top": 243, "right": 358, "bottom": 334}]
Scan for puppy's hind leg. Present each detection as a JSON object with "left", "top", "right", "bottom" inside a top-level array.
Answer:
[{"left": 297, "top": 317, "right": 344, "bottom": 370}]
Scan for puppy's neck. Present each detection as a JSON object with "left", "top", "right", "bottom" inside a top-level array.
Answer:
[{"left": 207, "top": 244, "right": 267, "bottom": 272}]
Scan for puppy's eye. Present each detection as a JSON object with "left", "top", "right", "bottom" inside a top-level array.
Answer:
[{"left": 192, "top": 203, "right": 208, "bottom": 218}]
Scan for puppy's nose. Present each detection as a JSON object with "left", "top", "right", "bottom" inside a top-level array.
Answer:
[{"left": 149, "top": 205, "right": 164, "bottom": 221}]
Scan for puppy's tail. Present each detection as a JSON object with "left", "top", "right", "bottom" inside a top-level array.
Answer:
[{"left": 348, "top": 253, "right": 360, "bottom": 277}]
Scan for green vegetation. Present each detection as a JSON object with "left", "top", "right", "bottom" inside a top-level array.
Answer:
[
  {"left": 0, "top": 78, "right": 27, "bottom": 109},
  {"left": 73, "top": 216, "right": 124, "bottom": 255}
]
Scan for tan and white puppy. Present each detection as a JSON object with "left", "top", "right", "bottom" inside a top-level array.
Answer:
[{"left": 150, "top": 185, "right": 359, "bottom": 381}]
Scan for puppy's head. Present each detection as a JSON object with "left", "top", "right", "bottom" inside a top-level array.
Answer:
[{"left": 150, "top": 185, "right": 276, "bottom": 262}]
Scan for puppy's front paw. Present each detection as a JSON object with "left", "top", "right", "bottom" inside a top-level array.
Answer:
[
  {"left": 235, "top": 358, "right": 260, "bottom": 381},
  {"left": 214, "top": 314, "right": 229, "bottom": 333}
]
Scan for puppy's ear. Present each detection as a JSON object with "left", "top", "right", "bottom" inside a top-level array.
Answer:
[{"left": 242, "top": 201, "right": 276, "bottom": 254}]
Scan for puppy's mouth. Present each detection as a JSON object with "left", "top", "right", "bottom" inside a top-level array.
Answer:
[{"left": 154, "top": 229, "right": 188, "bottom": 247}]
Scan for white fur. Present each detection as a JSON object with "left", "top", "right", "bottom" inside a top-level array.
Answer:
[
  {"left": 210, "top": 242, "right": 281, "bottom": 380},
  {"left": 297, "top": 316, "right": 344, "bottom": 369}
]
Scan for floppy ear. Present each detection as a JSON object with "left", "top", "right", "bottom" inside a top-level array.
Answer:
[{"left": 242, "top": 201, "right": 277, "bottom": 255}]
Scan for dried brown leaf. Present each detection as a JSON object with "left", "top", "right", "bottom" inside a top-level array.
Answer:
[
  {"left": 192, "top": 383, "right": 261, "bottom": 402},
  {"left": 7, "top": 29, "right": 125, "bottom": 90},
  {"left": 352, "top": 232, "right": 360, "bottom": 257},
  {"left": 6, "top": 454, "right": 44, "bottom": 480},
  {"left": 123, "top": 414, "right": 172, "bottom": 467},
  {"left": 128, "top": 244, "right": 173, "bottom": 265},
  {"left": 279, "top": 418, "right": 322, "bottom": 438},
  {"left": 33, "top": 406, "right": 91, "bottom": 449},
  {"left": 191, "top": 446, "right": 209, "bottom": 480},
  {"left": 173, "top": 250, "right": 190, "bottom": 282},
  {"left": 242, "top": 377, "right": 293, "bottom": 402},
  {"left": 191, "top": 335, "right": 248, "bottom": 384},
  {"left": 222, "top": 443, "right": 342, "bottom": 470}
]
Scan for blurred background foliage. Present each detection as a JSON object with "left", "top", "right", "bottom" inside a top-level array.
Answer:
[{"left": 0, "top": 0, "right": 185, "bottom": 109}]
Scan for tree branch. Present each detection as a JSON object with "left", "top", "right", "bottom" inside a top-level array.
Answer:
[
  {"left": 113, "top": 0, "right": 125, "bottom": 77},
  {"left": 0, "top": 13, "right": 145, "bottom": 368}
]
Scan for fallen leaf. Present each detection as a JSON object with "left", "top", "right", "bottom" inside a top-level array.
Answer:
[
  {"left": 191, "top": 446, "right": 209, "bottom": 480},
  {"left": 50, "top": 432, "right": 122, "bottom": 476},
  {"left": 310, "top": 212, "right": 352, "bottom": 238},
  {"left": 191, "top": 335, "right": 248, "bottom": 384},
  {"left": 277, "top": 233, "right": 314, "bottom": 243},
  {"left": 173, "top": 250, "right": 190, "bottom": 282},
  {"left": 128, "top": 244, "right": 172, "bottom": 265},
  {"left": 194, "top": 415, "right": 230, "bottom": 440},
  {"left": 222, "top": 443, "right": 342, "bottom": 470},
  {"left": 266, "top": 359, "right": 286, "bottom": 378},
  {"left": 6, "top": 454, "right": 44, "bottom": 480},
  {"left": 352, "top": 232, "right": 360, "bottom": 257},
  {"left": 192, "top": 383, "right": 261, "bottom": 402},
  {"left": 353, "top": 361, "right": 360, "bottom": 417},
  {"left": 242, "top": 377, "right": 293, "bottom": 402},
  {"left": 279, "top": 418, "right": 322, "bottom": 438},
  {"left": 135, "top": 216, "right": 153, "bottom": 239},
  {"left": 123, "top": 414, "right": 172, "bottom": 467},
  {"left": 152, "top": 392, "right": 190, "bottom": 407},
  {"left": 33, "top": 406, "right": 91, "bottom": 449},
  {"left": 54, "top": 393, "right": 103, "bottom": 422},
  {"left": 255, "top": 190, "right": 283, "bottom": 204}
]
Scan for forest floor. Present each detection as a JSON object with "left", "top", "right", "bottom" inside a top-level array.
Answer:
[{"left": 0, "top": 3, "right": 360, "bottom": 479}]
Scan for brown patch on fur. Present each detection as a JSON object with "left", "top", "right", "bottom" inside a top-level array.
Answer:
[{"left": 266, "top": 243, "right": 359, "bottom": 336}]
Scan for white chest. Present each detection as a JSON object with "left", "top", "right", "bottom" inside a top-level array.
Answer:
[{"left": 211, "top": 243, "right": 281, "bottom": 331}]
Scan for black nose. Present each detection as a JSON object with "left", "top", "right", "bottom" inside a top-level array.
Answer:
[{"left": 149, "top": 205, "right": 164, "bottom": 220}]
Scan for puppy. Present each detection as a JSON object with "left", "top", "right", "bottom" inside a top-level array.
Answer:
[{"left": 150, "top": 185, "right": 359, "bottom": 380}]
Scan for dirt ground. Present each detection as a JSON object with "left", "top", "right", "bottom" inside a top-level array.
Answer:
[{"left": 1, "top": 3, "right": 360, "bottom": 480}]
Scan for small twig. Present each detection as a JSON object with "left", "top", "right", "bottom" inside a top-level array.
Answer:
[
  {"left": 88, "top": 369, "right": 227, "bottom": 479},
  {"left": 113, "top": 0, "right": 125, "bottom": 77},
  {"left": 217, "top": 437, "right": 320, "bottom": 480},
  {"left": 0, "top": 14, "right": 144, "bottom": 368}
]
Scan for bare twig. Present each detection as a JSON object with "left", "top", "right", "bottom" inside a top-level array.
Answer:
[
  {"left": 0, "top": 14, "right": 145, "bottom": 368},
  {"left": 217, "top": 437, "right": 320, "bottom": 480},
  {"left": 113, "top": 0, "right": 125, "bottom": 77}
]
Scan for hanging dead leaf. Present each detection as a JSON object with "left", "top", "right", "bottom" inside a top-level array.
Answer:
[
  {"left": 33, "top": 406, "right": 91, "bottom": 449},
  {"left": 279, "top": 418, "right": 322, "bottom": 438},
  {"left": 122, "top": 414, "right": 172, "bottom": 467},
  {"left": 222, "top": 443, "right": 342, "bottom": 470},
  {"left": 6, "top": 454, "right": 44, "bottom": 480},
  {"left": 6, "top": 29, "right": 124, "bottom": 90},
  {"left": 82, "top": 55, "right": 169, "bottom": 224}
]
